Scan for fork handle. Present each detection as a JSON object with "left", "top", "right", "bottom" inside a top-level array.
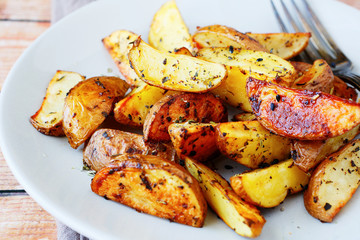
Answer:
[{"left": 337, "top": 71, "right": 360, "bottom": 91}]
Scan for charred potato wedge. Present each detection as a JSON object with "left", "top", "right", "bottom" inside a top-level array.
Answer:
[
  {"left": 168, "top": 122, "right": 218, "bottom": 161},
  {"left": 128, "top": 38, "right": 227, "bottom": 92},
  {"left": 144, "top": 92, "right": 227, "bottom": 142},
  {"left": 185, "top": 157, "right": 266, "bottom": 238},
  {"left": 83, "top": 128, "right": 176, "bottom": 171},
  {"left": 30, "top": 70, "right": 84, "bottom": 136},
  {"left": 333, "top": 76, "right": 357, "bottom": 100},
  {"left": 148, "top": 0, "right": 195, "bottom": 54},
  {"left": 216, "top": 121, "right": 291, "bottom": 169},
  {"left": 63, "top": 76, "right": 129, "bottom": 149},
  {"left": 247, "top": 32, "right": 311, "bottom": 60},
  {"left": 193, "top": 25, "right": 268, "bottom": 52},
  {"left": 230, "top": 159, "right": 309, "bottom": 208},
  {"left": 102, "top": 30, "right": 141, "bottom": 87},
  {"left": 246, "top": 77, "right": 360, "bottom": 140},
  {"left": 304, "top": 139, "right": 360, "bottom": 222},
  {"left": 91, "top": 154, "right": 207, "bottom": 227}
]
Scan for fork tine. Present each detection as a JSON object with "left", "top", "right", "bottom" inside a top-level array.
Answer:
[{"left": 270, "top": 0, "right": 288, "bottom": 32}]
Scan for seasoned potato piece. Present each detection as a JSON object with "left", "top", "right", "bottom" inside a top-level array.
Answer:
[
  {"left": 114, "top": 83, "right": 174, "bottom": 127},
  {"left": 91, "top": 154, "right": 207, "bottom": 227},
  {"left": 185, "top": 157, "right": 266, "bottom": 238},
  {"left": 304, "top": 139, "right": 360, "bottom": 222},
  {"left": 247, "top": 32, "right": 311, "bottom": 60},
  {"left": 128, "top": 38, "right": 227, "bottom": 92},
  {"left": 232, "top": 113, "right": 256, "bottom": 121},
  {"left": 174, "top": 47, "right": 193, "bottom": 56},
  {"left": 193, "top": 25, "right": 267, "bottom": 52},
  {"left": 246, "top": 77, "right": 360, "bottom": 140},
  {"left": 197, "top": 47, "right": 296, "bottom": 86},
  {"left": 168, "top": 122, "right": 218, "bottom": 161},
  {"left": 102, "top": 30, "right": 141, "bottom": 87},
  {"left": 291, "top": 125, "right": 360, "bottom": 172},
  {"left": 63, "top": 76, "right": 129, "bottom": 149},
  {"left": 144, "top": 92, "right": 227, "bottom": 142},
  {"left": 216, "top": 121, "right": 291, "bottom": 169},
  {"left": 30, "top": 70, "right": 84, "bottom": 136},
  {"left": 230, "top": 160, "right": 309, "bottom": 208},
  {"left": 333, "top": 76, "right": 357, "bottom": 100},
  {"left": 148, "top": 0, "right": 195, "bottom": 54},
  {"left": 291, "top": 61, "right": 312, "bottom": 76},
  {"left": 83, "top": 128, "right": 176, "bottom": 171}
]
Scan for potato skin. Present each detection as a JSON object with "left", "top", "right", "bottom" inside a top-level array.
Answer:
[
  {"left": 63, "top": 76, "right": 129, "bottom": 149},
  {"left": 91, "top": 154, "right": 207, "bottom": 227},
  {"left": 83, "top": 128, "right": 176, "bottom": 172},
  {"left": 144, "top": 92, "right": 228, "bottom": 142},
  {"left": 246, "top": 77, "right": 360, "bottom": 140}
]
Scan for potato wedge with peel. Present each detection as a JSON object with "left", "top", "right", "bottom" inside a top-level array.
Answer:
[
  {"left": 197, "top": 47, "right": 296, "bottom": 86},
  {"left": 63, "top": 76, "right": 129, "bottom": 149},
  {"left": 91, "top": 154, "right": 207, "bottom": 227},
  {"left": 247, "top": 32, "right": 311, "bottom": 60},
  {"left": 114, "top": 83, "right": 174, "bottom": 127},
  {"left": 168, "top": 122, "right": 218, "bottom": 161},
  {"left": 143, "top": 92, "right": 227, "bottom": 142},
  {"left": 102, "top": 30, "right": 141, "bottom": 87},
  {"left": 332, "top": 76, "right": 357, "bottom": 101},
  {"left": 193, "top": 25, "right": 268, "bottom": 52},
  {"left": 83, "top": 128, "right": 176, "bottom": 172},
  {"left": 246, "top": 77, "right": 360, "bottom": 140},
  {"left": 184, "top": 157, "right": 266, "bottom": 238},
  {"left": 304, "top": 139, "right": 360, "bottom": 222},
  {"left": 128, "top": 38, "right": 227, "bottom": 92},
  {"left": 148, "top": 0, "right": 195, "bottom": 54},
  {"left": 216, "top": 121, "right": 291, "bottom": 169},
  {"left": 30, "top": 70, "right": 85, "bottom": 136},
  {"left": 230, "top": 159, "right": 309, "bottom": 208},
  {"left": 291, "top": 125, "right": 360, "bottom": 173}
]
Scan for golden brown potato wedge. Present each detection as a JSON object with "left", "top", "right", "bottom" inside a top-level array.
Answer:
[
  {"left": 30, "top": 70, "right": 85, "bottom": 136},
  {"left": 230, "top": 159, "right": 309, "bottom": 208},
  {"left": 148, "top": 0, "right": 195, "bottom": 54},
  {"left": 102, "top": 30, "right": 141, "bottom": 87},
  {"left": 197, "top": 47, "right": 296, "bottom": 87},
  {"left": 232, "top": 113, "right": 256, "bottom": 121},
  {"left": 247, "top": 32, "right": 311, "bottom": 60},
  {"left": 114, "top": 83, "right": 174, "bottom": 127},
  {"left": 333, "top": 76, "right": 357, "bottom": 100},
  {"left": 91, "top": 154, "right": 207, "bottom": 227},
  {"left": 193, "top": 25, "right": 268, "bottom": 52},
  {"left": 304, "top": 139, "right": 360, "bottom": 222},
  {"left": 184, "top": 157, "right": 266, "bottom": 238},
  {"left": 174, "top": 47, "right": 193, "bottom": 56},
  {"left": 83, "top": 128, "right": 177, "bottom": 171},
  {"left": 63, "top": 76, "right": 129, "bottom": 149},
  {"left": 291, "top": 125, "right": 360, "bottom": 173},
  {"left": 246, "top": 77, "right": 360, "bottom": 140},
  {"left": 144, "top": 92, "right": 227, "bottom": 142},
  {"left": 128, "top": 38, "right": 227, "bottom": 93},
  {"left": 168, "top": 122, "right": 218, "bottom": 161},
  {"left": 216, "top": 121, "right": 291, "bottom": 169}
]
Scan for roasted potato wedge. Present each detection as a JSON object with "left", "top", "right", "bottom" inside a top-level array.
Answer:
[
  {"left": 144, "top": 92, "right": 227, "bottom": 142},
  {"left": 148, "top": 0, "right": 195, "bottom": 54},
  {"left": 232, "top": 113, "right": 256, "bottom": 121},
  {"left": 30, "top": 70, "right": 85, "bottom": 136},
  {"left": 333, "top": 76, "right": 357, "bottom": 100},
  {"left": 247, "top": 32, "right": 311, "bottom": 60},
  {"left": 128, "top": 38, "right": 227, "bottom": 92},
  {"left": 174, "top": 47, "right": 193, "bottom": 56},
  {"left": 230, "top": 159, "right": 309, "bottom": 208},
  {"left": 83, "top": 128, "right": 176, "bottom": 171},
  {"left": 291, "top": 125, "right": 360, "bottom": 173},
  {"left": 184, "top": 157, "right": 266, "bottom": 238},
  {"left": 291, "top": 61, "right": 312, "bottom": 76},
  {"left": 168, "top": 122, "right": 218, "bottom": 161},
  {"left": 193, "top": 25, "right": 268, "bottom": 52},
  {"left": 114, "top": 83, "right": 174, "bottom": 127},
  {"left": 304, "top": 139, "right": 360, "bottom": 222},
  {"left": 102, "top": 30, "right": 141, "bottom": 87},
  {"left": 216, "top": 121, "right": 291, "bottom": 169},
  {"left": 246, "top": 77, "right": 360, "bottom": 140},
  {"left": 91, "top": 154, "right": 207, "bottom": 227},
  {"left": 63, "top": 76, "right": 129, "bottom": 149},
  {"left": 197, "top": 47, "right": 296, "bottom": 86}
]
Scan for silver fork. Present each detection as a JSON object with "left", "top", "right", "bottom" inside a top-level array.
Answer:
[{"left": 270, "top": 0, "right": 360, "bottom": 90}]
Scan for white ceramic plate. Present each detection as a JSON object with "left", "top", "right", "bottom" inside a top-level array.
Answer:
[{"left": 1, "top": 0, "right": 360, "bottom": 239}]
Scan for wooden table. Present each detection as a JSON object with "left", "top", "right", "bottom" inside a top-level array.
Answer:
[{"left": 0, "top": 0, "right": 359, "bottom": 239}]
